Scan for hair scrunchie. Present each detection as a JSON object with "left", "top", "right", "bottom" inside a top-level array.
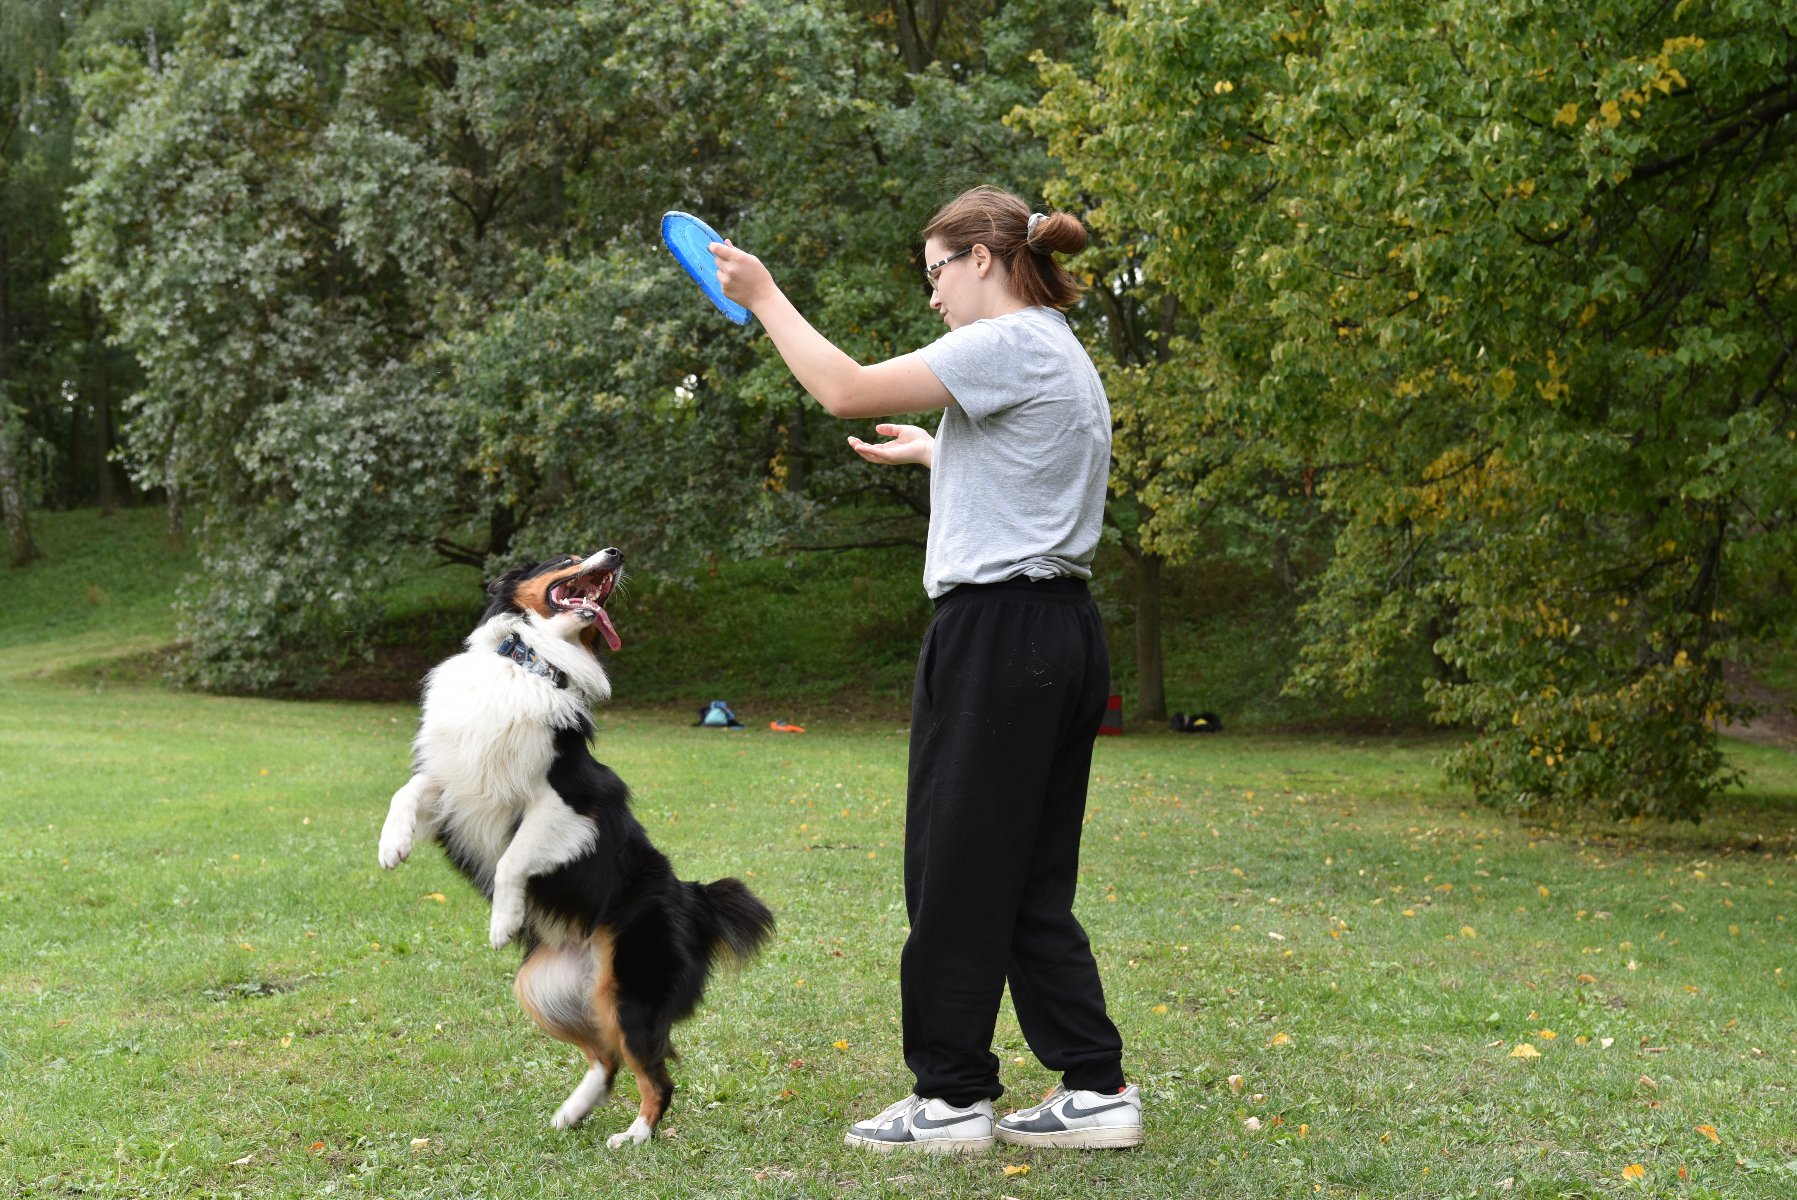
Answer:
[{"left": 1026, "top": 211, "right": 1047, "bottom": 249}]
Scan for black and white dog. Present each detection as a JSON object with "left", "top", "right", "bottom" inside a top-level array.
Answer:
[{"left": 377, "top": 549, "right": 774, "bottom": 1147}]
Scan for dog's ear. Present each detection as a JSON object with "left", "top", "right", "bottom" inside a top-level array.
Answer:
[{"left": 482, "top": 564, "right": 536, "bottom": 617}]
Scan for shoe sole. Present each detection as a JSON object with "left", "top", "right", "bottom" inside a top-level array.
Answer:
[
  {"left": 844, "top": 1132, "right": 996, "bottom": 1154},
  {"left": 995, "top": 1125, "right": 1143, "bottom": 1150}
]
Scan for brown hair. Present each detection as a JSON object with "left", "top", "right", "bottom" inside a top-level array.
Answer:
[{"left": 921, "top": 185, "right": 1087, "bottom": 310}]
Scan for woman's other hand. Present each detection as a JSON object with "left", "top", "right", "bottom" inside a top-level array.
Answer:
[
  {"left": 710, "top": 240, "right": 776, "bottom": 311},
  {"left": 847, "top": 423, "right": 934, "bottom": 468}
]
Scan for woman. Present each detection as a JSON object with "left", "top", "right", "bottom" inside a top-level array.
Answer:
[{"left": 712, "top": 185, "right": 1140, "bottom": 1153}]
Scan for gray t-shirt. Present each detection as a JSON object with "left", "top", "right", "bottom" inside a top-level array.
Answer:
[{"left": 914, "top": 306, "right": 1112, "bottom": 600}]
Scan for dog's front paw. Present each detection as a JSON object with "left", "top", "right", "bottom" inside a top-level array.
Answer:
[
  {"left": 377, "top": 829, "right": 413, "bottom": 870},
  {"left": 489, "top": 897, "right": 525, "bottom": 950},
  {"left": 605, "top": 1117, "right": 654, "bottom": 1149}
]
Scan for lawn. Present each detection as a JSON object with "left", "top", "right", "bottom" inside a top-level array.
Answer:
[{"left": 2, "top": 512, "right": 1795, "bottom": 1198}]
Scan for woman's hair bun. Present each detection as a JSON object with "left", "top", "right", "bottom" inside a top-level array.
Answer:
[{"left": 1029, "top": 211, "right": 1087, "bottom": 256}]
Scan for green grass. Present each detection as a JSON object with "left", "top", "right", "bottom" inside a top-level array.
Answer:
[{"left": 4, "top": 512, "right": 1797, "bottom": 1198}]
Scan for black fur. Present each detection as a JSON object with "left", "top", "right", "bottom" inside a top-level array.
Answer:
[
  {"left": 433, "top": 708, "right": 774, "bottom": 1111},
  {"left": 395, "top": 549, "right": 773, "bottom": 1142}
]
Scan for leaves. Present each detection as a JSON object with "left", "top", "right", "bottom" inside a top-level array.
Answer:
[{"left": 1038, "top": 0, "right": 1797, "bottom": 823}]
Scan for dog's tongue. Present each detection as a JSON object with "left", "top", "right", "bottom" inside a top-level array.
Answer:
[{"left": 594, "top": 606, "right": 621, "bottom": 652}]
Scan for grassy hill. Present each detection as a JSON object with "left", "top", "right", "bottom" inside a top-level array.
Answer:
[{"left": 0, "top": 507, "right": 1430, "bottom": 733}]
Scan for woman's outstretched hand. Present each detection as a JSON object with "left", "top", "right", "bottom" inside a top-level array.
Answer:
[
  {"left": 710, "top": 240, "right": 776, "bottom": 311},
  {"left": 847, "top": 423, "right": 934, "bottom": 469}
]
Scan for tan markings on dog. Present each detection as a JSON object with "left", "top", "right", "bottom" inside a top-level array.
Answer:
[
  {"left": 619, "top": 1044, "right": 674, "bottom": 1133},
  {"left": 586, "top": 929, "right": 625, "bottom": 1077},
  {"left": 581, "top": 929, "right": 672, "bottom": 1134},
  {"left": 512, "top": 572, "right": 560, "bottom": 621},
  {"left": 514, "top": 931, "right": 618, "bottom": 1070}
]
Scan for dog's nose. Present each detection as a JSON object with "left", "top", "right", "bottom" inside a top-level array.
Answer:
[{"left": 600, "top": 547, "right": 622, "bottom": 567}]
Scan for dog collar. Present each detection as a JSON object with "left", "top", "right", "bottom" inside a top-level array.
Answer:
[{"left": 496, "top": 634, "right": 568, "bottom": 689}]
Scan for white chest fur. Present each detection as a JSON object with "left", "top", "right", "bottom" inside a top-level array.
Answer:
[{"left": 413, "top": 642, "right": 591, "bottom": 881}]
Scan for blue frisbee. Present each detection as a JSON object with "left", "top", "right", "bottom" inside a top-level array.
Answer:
[{"left": 661, "top": 211, "right": 752, "bottom": 325}]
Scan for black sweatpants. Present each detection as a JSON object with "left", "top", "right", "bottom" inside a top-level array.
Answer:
[{"left": 900, "top": 577, "right": 1125, "bottom": 1106}]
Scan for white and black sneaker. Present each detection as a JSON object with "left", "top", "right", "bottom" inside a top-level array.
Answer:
[
  {"left": 844, "top": 1094, "right": 996, "bottom": 1153},
  {"left": 995, "top": 1083, "right": 1143, "bottom": 1149}
]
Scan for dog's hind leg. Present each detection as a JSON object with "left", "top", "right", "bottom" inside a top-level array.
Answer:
[
  {"left": 378, "top": 775, "right": 441, "bottom": 869},
  {"left": 604, "top": 997, "right": 676, "bottom": 1149},
  {"left": 515, "top": 937, "right": 619, "bottom": 1131}
]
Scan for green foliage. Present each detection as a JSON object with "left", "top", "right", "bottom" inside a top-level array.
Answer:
[
  {"left": 61, "top": 0, "right": 1098, "bottom": 690},
  {"left": 1042, "top": 0, "right": 1797, "bottom": 820}
]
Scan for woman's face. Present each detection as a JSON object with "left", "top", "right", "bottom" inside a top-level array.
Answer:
[{"left": 924, "top": 236, "right": 978, "bottom": 331}]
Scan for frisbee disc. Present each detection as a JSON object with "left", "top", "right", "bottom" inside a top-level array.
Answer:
[{"left": 661, "top": 211, "right": 752, "bottom": 325}]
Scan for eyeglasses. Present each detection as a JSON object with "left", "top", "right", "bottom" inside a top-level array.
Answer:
[{"left": 924, "top": 247, "right": 971, "bottom": 290}]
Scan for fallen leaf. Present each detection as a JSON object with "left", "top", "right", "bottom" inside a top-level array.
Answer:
[
  {"left": 1227, "top": 1074, "right": 1245, "bottom": 1093},
  {"left": 424, "top": 892, "right": 447, "bottom": 903},
  {"left": 1151, "top": 1003, "right": 1169, "bottom": 1014},
  {"left": 410, "top": 1138, "right": 429, "bottom": 1150},
  {"left": 1638, "top": 1075, "right": 1657, "bottom": 1091},
  {"left": 1510, "top": 1044, "right": 1540, "bottom": 1059},
  {"left": 1600, "top": 1037, "right": 1615, "bottom": 1049},
  {"left": 1576, "top": 973, "right": 1597, "bottom": 984},
  {"left": 1696, "top": 1124, "right": 1720, "bottom": 1144},
  {"left": 1002, "top": 1164, "right": 1029, "bottom": 1177},
  {"left": 1621, "top": 1163, "right": 1645, "bottom": 1181},
  {"left": 1539, "top": 885, "right": 1551, "bottom": 899},
  {"left": 1269, "top": 1031, "right": 1293, "bottom": 1047},
  {"left": 228, "top": 1154, "right": 254, "bottom": 1166},
  {"left": 832, "top": 1040, "right": 849, "bottom": 1051},
  {"left": 1243, "top": 1117, "right": 1263, "bottom": 1131},
  {"left": 1460, "top": 925, "right": 1478, "bottom": 939}
]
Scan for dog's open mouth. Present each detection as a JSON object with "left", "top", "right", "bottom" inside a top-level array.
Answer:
[{"left": 549, "top": 567, "right": 621, "bottom": 651}]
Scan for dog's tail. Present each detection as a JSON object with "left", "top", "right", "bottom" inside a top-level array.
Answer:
[{"left": 696, "top": 877, "right": 775, "bottom": 964}]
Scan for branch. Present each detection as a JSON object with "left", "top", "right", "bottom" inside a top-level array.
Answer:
[
  {"left": 1628, "top": 89, "right": 1797, "bottom": 185},
  {"left": 431, "top": 536, "right": 489, "bottom": 570}
]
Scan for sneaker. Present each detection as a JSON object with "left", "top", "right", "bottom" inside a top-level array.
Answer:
[
  {"left": 844, "top": 1094, "right": 995, "bottom": 1153},
  {"left": 995, "top": 1083, "right": 1143, "bottom": 1149}
]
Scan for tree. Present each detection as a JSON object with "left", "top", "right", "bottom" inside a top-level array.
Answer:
[
  {"left": 1, "top": 0, "right": 76, "bottom": 554},
  {"left": 64, "top": 0, "right": 1103, "bottom": 688},
  {"left": 1026, "top": 42, "right": 1311, "bottom": 725},
  {"left": 1044, "top": 0, "right": 1797, "bottom": 820}
]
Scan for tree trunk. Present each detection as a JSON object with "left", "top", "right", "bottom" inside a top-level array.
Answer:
[
  {"left": 164, "top": 446, "right": 185, "bottom": 546},
  {"left": 88, "top": 297, "right": 119, "bottom": 515},
  {"left": 0, "top": 404, "right": 39, "bottom": 566},
  {"left": 785, "top": 398, "right": 808, "bottom": 495},
  {"left": 1133, "top": 549, "right": 1167, "bottom": 723},
  {"left": 0, "top": 227, "right": 36, "bottom": 564}
]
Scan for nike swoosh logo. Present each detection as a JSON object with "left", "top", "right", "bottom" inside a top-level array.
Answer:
[
  {"left": 912, "top": 1109, "right": 986, "bottom": 1130},
  {"left": 1061, "top": 1098, "right": 1134, "bottom": 1120}
]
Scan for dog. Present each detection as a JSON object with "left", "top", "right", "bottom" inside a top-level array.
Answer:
[{"left": 376, "top": 548, "right": 775, "bottom": 1147}]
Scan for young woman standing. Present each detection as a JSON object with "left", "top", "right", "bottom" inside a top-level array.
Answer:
[{"left": 712, "top": 186, "right": 1140, "bottom": 1153}]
